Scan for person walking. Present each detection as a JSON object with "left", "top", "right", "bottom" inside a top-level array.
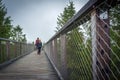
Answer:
[{"left": 35, "top": 37, "right": 42, "bottom": 54}]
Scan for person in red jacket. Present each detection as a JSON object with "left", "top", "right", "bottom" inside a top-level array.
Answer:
[{"left": 35, "top": 37, "right": 42, "bottom": 54}]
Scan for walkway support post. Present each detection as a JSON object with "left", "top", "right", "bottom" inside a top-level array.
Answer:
[
  {"left": 52, "top": 39, "right": 58, "bottom": 67},
  {"left": 91, "top": 8, "right": 110, "bottom": 80},
  {"left": 60, "top": 34, "right": 68, "bottom": 80},
  {"left": 6, "top": 41, "right": 10, "bottom": 60}
]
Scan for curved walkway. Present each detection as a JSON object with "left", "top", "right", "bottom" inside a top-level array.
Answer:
[{"left": 0, "top": 51, "right": 59, "bottom": 80}]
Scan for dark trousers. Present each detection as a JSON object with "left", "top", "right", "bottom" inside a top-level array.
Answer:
[{"left": 37, "top": 47, "right": 41, "bottom": 54}]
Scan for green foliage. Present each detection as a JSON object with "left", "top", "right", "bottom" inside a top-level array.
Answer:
[
  {"left": 0, "top": 0, "right": 27, "bottom": 64},
  {"left": 66, "top": 27, "right": 92, "bottom": 80},
  {"left": 0, "top": 0, "right": 27, "bottom": 42},
  {"left": 0, "top": 0, "right": 34, "bottom": 68},
  {"left": 10, "top": 25, "right": 27, "bottom": 42},
  {"left": 0, "top": 0, "right": 12, "bottom": 38},
  {"left": 56, "top": 1, "right": 76, "bottom": 32},
  {"left": 110, "top": 4, "right": 120, "bottom": 79},
  {"left": 56, "top": 1, "right": 92, "bottom": 79}
]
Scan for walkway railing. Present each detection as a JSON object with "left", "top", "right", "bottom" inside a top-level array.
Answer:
[
  {"left": 0, "top": 38, "right": 35, "bottom": 68},
  {"left": 44, "top": 0, "right": 120, "bottom": 80}
]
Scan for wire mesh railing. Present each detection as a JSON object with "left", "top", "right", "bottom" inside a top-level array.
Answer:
[
  {"left": 44, "top": 0, "right": 120, "bottom": 80},
  {"left": 0, "top": 38, "right": 35, "bottom": 68}
]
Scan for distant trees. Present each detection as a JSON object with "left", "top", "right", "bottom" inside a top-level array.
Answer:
[
  {"left": 56, "top": 1, "right": 77, "bottom": 58},
  {"left": 56, "top": 1, "right": 76, "bottom": 31},
  {"left": 55, "top": 1, "right": 91, "bottom": 80},
  {"left": 10, "top": 25, "right": 27, "bottom": 42},
  {"left": 0, "top": 0, "right": 27, "bottom": 42},
  {"left": 0, "top": 0, "right": 12, "bottom": 38}
]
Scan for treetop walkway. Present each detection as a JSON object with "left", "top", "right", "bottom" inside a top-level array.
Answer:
[
  {"left": 0, "top": 51, "right": 59, "bottom": 80},
  {"left": 0, "top": 0, "right": 120, "bottom": 80}
]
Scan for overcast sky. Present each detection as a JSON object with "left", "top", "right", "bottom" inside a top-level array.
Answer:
[{"left": 3, "top": 0, "right": 88, "bottom": 43}]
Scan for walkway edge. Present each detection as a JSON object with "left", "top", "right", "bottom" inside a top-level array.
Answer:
[
  {"left": 0, "top": 52, "right": 32, "bottom": 69},
  {"left": 44, "top": 50, "right": 64, "bottom": 80}
]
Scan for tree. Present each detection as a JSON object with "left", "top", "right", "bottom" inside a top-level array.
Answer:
[
  {"left": 56, "top": 1, "right": 91, "bottom": 80},
  {"left": 110, "top": 4, "right": 120, "bottom": 79},
  {"left": 56, "top": 1, "right": 76, "bottom": 32},
  {"left": 10, "top": 25, "right": 27, "bottom": 42},
  {"left": 0, "top": 0, "right": 12, "bottom": 38}
]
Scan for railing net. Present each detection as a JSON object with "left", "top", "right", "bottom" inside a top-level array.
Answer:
[
  {"left": 44, "top": 1, "right": 120, "bottom": 80},
  {"left": 0, "top": 38, "right": 35, "bottom": 64}
]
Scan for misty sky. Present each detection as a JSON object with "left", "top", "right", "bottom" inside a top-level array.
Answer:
[{"left": 3, "top": 0, "right": 88, "bottom": 43}]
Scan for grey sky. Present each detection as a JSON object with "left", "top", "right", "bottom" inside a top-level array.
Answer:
[{"left": 3, "top": 0, "right": 88, "bottom": 43}]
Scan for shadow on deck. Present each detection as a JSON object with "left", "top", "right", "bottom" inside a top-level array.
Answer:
[{"left": 0, "top": 51, "right": 59, "bottom": 80}]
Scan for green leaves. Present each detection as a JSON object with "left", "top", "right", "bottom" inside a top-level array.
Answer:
[
  {"left": 0, "top": 0, "right": 27, "bottom": 42},
  {"left": 110, "top": 4, "right": 120, "bottom": 79},
  {"left": 56, "top": 1, "right": 76, "bottom": 31},
  {"left": 10, "top": 25, "right": 27, "bottom": 42},
  {"left": 0, "top": 0, "right": 11, "bottom": 38}
]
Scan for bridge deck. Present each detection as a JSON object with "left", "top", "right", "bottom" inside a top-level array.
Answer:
[{"left": 0, "top": 51, "right": 59, "bottom": 80}]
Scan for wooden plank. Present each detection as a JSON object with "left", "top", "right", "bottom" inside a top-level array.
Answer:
[{"left": 0, "top": 51, "right": 59, "bottom": 80}]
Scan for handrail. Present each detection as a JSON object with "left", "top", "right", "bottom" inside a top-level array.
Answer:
[
  {"left": 0, "top": 38, "right": 35, "bottom": 69},
  {"left": 47, "top": 0, "right": 118, "bottom": 43}
]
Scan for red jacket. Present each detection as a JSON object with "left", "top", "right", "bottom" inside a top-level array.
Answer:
[{"left": 35, "top": 39, "right": 40, "bottom": 45}]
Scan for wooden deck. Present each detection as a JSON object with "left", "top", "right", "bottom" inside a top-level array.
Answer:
[{"left": 0, "top": 51, "right": 59, "bottom": 80}]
